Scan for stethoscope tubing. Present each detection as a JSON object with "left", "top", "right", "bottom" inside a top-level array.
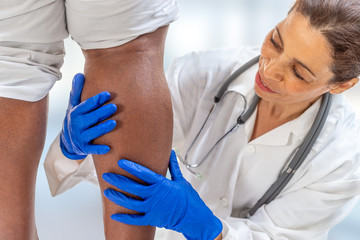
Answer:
[
  {"left": 248, "top": 91, "right": 332, "bottom": 216},
  {"left": 179, "top": 98, "right": 246, "bottom": 170},
  {"left": 180, "top": 56, "right": 261, "bottom": 172}
]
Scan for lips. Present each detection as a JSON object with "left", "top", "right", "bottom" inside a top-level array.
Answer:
[{"left": 255, "top": 71, "right": 277, "bottom": 93}]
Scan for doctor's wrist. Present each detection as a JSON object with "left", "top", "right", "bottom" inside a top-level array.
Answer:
[{"left": 214, "top": 233, "right": 223, "bottom": 240}]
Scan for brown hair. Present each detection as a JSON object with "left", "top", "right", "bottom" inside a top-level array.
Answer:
[{"left": 292, "top": 0, "right": 360, "bottom": 84}]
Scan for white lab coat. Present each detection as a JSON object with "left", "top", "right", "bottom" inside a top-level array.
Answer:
[{"left": 44, "top": 47, "right": 360, "bottom": 240}]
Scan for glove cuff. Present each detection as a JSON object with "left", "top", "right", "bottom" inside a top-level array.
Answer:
[{"left": 59, "top": 136, "right": 87, "bottom": 160}]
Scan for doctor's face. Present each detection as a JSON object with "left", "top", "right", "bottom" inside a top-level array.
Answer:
[{"left": 256, "top": 11, "right": 335, "bottom": 106}]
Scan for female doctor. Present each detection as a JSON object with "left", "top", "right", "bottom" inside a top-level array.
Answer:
[{"left": 45, "top": 0, "right": 360, "bottom": 239}]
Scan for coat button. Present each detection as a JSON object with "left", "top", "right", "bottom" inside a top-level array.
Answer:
[
  {"left": 247, "top": 145, "right": 256, "bottom": 153},
  {"left": 220, "top": 197, "right": 228, "bottom": 207}
]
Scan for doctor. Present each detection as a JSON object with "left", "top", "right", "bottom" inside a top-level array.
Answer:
[{"left": 45, "top": 0, "right": 360, "bottom": 239}]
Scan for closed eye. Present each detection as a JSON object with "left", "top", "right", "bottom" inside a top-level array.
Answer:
[
  {"left": 270, "top": 36, "right": 282, "bottom": 51},
  {"left": 292, "top": 65, "right": 305, "bottom": 81}
]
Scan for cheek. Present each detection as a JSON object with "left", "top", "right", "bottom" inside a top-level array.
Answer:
[
  {"left": 283, "top": 81, "right": 327, "bottom": 100},
  {"left": 285, "top": 80, "right": 307, "bottom": 92}
]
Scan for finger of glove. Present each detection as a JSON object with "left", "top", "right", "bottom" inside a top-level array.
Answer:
[
  {"left": 83, "top": 144, "right": 111, "bottom": 155},
  {"left": 104, "top": 189, "right": 147, "bottom": 213},
  {"left": 111, "top": 214, "right": 149, "bottom": 226},
  {"left": 82, "top": 119, "right": 117, "bottom": 142},
  {"left": 169, "top": 150, "right": 184, "bottom": 181},
  {"left": 76, "top": 91, "right": 111, "bottom": 114},
  {"left": 83, "top": 103, "right": 117, "bottom": 128},
  {"left": 102, "top": 173, "right": 148, "bottom": 198},
  {"left": 69, "top": 73, "right": 85, "bottom": 107},
  {"left": 118, "top": 160, "right": 164, "bottom": 185}
]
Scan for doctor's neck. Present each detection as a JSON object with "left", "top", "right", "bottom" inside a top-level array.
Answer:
[{"left": 258, "top": 96, "right": 320, "bottom": 123}]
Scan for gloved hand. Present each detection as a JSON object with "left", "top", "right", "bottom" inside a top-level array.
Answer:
[
  {"left": 102, "top": 150, "right": 223, "bottom": 240},
  {"left": 60, "top": 73, "right": 117, "bottom": 159}
]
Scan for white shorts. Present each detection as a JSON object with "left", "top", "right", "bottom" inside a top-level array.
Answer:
[{"left": 0, "top": 0, "right": 179, "bottom": 101}]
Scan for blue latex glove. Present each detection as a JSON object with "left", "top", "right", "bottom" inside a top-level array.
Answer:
[
  {"left": 102, "top": 150, "right": 223, "bottom": 240},
  {"left": 60, "top": 73, "right": 117, "bottom": 159}
]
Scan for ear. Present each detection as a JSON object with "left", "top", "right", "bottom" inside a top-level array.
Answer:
[{"left": 329, "top": 77, "right": 359, "bottom": 94}]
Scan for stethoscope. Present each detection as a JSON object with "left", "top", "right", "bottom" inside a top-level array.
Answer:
[
  {"left": 177, "top": 55, "right": 332, "bottom": 216},
  {"left": 177, "top": 56, "right": 260, "bottom": 178}
]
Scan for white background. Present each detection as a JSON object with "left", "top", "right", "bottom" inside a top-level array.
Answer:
[{"left": 35, "top": 0, "right": 360, "bottom": 239}]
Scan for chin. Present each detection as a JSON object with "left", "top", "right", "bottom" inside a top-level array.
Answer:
[{"left": 254, "top": 85, "right": 282, "bottom": 103}]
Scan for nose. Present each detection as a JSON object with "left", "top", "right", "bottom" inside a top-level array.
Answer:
[{"left": 263, "top": 58, "right": 284, "bottom": 82}]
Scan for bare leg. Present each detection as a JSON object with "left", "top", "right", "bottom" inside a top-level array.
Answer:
[
  {"left": 81, "top": 26, "right": 173, "bottom": 239},
  {"left": 0, "top": 96, "right": 48, "bottom": 240}
]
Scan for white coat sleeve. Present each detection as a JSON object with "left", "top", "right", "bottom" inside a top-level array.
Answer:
[
  {"left": 43, "top": 134, "right": 98, "bottom": 196},
  {"left": 220, "top": 118, "right": 360, "bottom": 240}
]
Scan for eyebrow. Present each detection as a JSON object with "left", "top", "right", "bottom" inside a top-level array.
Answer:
[{"left": 276, "top": 27, "right": 317, "bottom": 78}]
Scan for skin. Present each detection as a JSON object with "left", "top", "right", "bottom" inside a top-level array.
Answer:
[
  {"left": 0, "top": 96, "right": 48, "bottom": 240},
  {"left": 81, "top": 26, "right": 173, "bottom": 240},
  {"left": 215, "top": 233, "right": 223, "bottom": 240},
  {"left": 251, "top": 11, "right": 359, "bottom": 141}
]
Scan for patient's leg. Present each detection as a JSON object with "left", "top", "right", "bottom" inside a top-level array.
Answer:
[
  {"left": 0, "top": 96, "right": 48, "bottom": 240},
  {"left": 81, "top": 26, "right": 173, "bottom": 240}
]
